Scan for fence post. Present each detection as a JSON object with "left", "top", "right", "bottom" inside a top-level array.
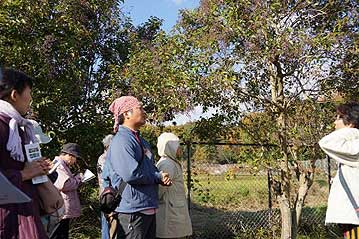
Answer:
[
  {"left": 267, "top": 169, "right": 272, "bottom": 210},
  {"left": 327, "top": 155, "right": 331, "bottom": 190},
  {"left": 267, "top": 169, "right": 273, "bottom": 226},
  {"left": 186, "top": 142, "right": 191, "bottom": 213}
]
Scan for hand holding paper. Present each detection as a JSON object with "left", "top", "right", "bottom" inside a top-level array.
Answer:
[
  {"left": 24, "top": 143, "right": 48, "bottom": 184},
  {"left": 48, "top": 158, "right": 61, "bottom": 174}
]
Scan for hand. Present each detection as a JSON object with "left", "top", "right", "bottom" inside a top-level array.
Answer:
[
  {"left": 160, "top": 172, "right": 172, "bottom": 186},
  {"left": 40, "top": 158, "right": 52, "bottom": 171},
  {"left": 45, "top": 159, "right": 53, "bottom": 169},
  {"left": 21, "top": 158, "right": 51, "bottom": 181},
  {"left": 76, "top": 173, "right": 84, "bottom": 181}
]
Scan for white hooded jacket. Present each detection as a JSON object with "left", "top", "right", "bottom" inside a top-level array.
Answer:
[
  {"left": 156, "top": 133, "right": 192, "bottom": 238},
  {"left": 319, "top": 127, "right": 359, "bottom": 225}
]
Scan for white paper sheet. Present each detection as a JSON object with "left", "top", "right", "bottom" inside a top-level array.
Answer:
[
  {"left": 48, "top": 158, "right": 61, "bottom": 174},
  {"left": 81, "top": 169, "right": 95, "bottom": 183}
]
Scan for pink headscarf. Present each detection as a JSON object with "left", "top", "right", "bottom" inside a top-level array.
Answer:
[{"left": 109, "top": 96, "right": 141, "bottom": 133}]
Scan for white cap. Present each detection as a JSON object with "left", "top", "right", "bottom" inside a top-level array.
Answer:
[{"left": 29, "top": 119, "right": 52, "bottom": 144}]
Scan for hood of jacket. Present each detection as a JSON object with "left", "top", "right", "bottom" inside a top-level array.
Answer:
[{"left": 157, "top": 132, "right": 179, "bottom": 160}]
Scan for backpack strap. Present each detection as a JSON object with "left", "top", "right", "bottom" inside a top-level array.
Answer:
[
  {"left": 116, "top": 180, "right": 127, "bottom": 198},
  {"left": 338, "top": 164, "right": 359, "bottom": 218}
]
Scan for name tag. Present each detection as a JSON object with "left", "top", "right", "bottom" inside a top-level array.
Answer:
[{"left": 144, "top": 149, "right": 152, "bottom": 159}]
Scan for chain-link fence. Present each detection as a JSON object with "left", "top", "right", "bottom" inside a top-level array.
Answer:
[{"left": 180, "top": 142, "right": 341, "bottom": 239}]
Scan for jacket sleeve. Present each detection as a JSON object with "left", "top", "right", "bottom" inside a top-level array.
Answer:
[
  {"left": 101, "top": 157, "right": 111, "bottom": 189},
  {"left": 109, "top": 138, "right": 162, "bottom": 185},
  {"left": 102, "top": 157, "right": 122, "bottom": 189},
  {"left": 157, "top": 159, "right": 176, "bottom": 180},
  {"left": 319, "top": 128, "right": 359, "bottom": 165},
  {"left": 156, "top": 159, "right": 176, "bottom": 200},
  {"left": 61, "top": 175, "right": 82, "bottom": 192},
  {"left": 54, "top": 164, "right": 81, "bottom": 192}
]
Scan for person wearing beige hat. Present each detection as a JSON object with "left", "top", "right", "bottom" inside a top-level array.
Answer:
[
  {"left": 156, "top": 132, "right": 192, "bottom": 239},
  {"left": 103, "top": 96, "right": 172, "bottom": 239}
]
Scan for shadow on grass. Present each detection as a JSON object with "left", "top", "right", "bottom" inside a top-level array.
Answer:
[
  {"left": 68, "top": 182, "right": 341, "bottom": 239},
  {"left": 190, "top": 203, "right": 341, "bottom": 239}
]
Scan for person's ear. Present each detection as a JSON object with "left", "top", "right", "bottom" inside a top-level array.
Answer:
[
  {"left": 9, "top": 89, "right": 18, "bottom": 102},
  {"left": 124, "top": 111, "right": 132, "bottom": 120}
]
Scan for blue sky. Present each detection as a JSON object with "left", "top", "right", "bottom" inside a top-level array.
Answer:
[{"left": 122, "top": 0, "right": 200, "bottom": 32}]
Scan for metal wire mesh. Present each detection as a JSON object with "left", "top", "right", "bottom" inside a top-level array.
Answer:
[{"left": 181, "top": 144, "right": 337, "bottom": 238}]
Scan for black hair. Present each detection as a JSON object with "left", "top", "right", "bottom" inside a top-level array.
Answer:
[
  {"left": 118, "top": 114, "right": 125, "bottom": 125},
  {"left": 118, "top": 109, "right": 133, "bottom": 126},
  {"left": 0, "top": 67, "right": 33, "bottom": 100},
  {"left": 336, "top": 102, "right": 359, "bottom": 128}
]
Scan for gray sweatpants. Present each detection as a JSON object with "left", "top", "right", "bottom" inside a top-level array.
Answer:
[{"left": 117, "top": 212, "right": 156, "bottom": 239}]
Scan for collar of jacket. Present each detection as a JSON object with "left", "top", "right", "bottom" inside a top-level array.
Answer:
[{"left": 118, "top": 125, "right": 141, "bottom": 135}]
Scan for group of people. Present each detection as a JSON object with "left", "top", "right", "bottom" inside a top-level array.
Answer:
[
  {"left": 0, "top": 67, "right": 85, "bottom": 239},
  {"left": 0, "top": 67, "right": 192, "bottom": 239},
  {"left": 97, "top": 96, "right": 192, "bottom": 239},
  {"left": 0, "top": 66, "right": 359, "bottom": 239}
]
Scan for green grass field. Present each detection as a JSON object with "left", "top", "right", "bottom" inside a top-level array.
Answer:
[
  {"left": 191, "top": 174, "right": 270, "bottom": 210},
  {"left": 69, "top": 172, "right": 335, "bottom": 238},
  {"left": 190, "top": 174, "right": 329, "bottom": 210}
]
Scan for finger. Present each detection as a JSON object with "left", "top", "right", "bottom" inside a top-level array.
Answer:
[
  {"left": 34, "top": 160, "right": 43, "bottom": 168},
  {"left": 37, "top": 158, "right": 46, "bottom": 163},
  {"left": 41, "top": 160, "right": 52, "bottom": 168},
  {"left": 39, "top": 162, "right": 49, "bottom": 169}
]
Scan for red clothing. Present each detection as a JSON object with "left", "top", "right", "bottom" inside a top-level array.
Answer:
[{"left": 0, "top": 115, "right": 48, "bottom": 239}]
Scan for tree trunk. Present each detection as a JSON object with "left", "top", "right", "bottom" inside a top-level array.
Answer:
[
  {"left": 270, "top": 58, "right": 297, "bottom": 239},
  {"left": 278, "top": 195, "right": 297, "bottom": 239},
  {"left": 295, "top": 172, "right": 314, "bottom": 226}
]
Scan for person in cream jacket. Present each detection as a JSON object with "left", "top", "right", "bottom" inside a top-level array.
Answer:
[
  {"left": 156, "top": 132, "right": 192, "bottom": 239},
  {"left": 319, "top": 102, "right": 359, "bottom": 237}
]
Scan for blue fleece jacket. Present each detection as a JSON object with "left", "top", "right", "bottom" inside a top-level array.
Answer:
[{"left": 102, "top": 126, "right": 162, "bottom": 213}]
